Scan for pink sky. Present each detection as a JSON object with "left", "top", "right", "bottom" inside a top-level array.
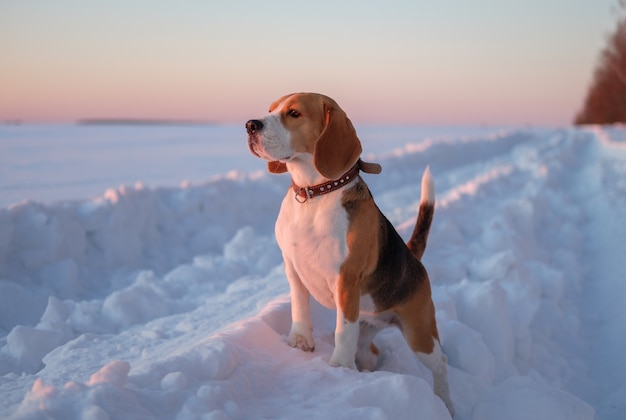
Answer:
[{"left": 0, "top": 0, "right": 619, "bottom": 125}]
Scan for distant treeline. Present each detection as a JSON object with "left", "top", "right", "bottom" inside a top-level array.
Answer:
[{"left": 575, "top": 1, "right": 626, "bottom": 124}]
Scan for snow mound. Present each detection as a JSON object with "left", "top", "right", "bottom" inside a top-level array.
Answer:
[{"left": 2, "top": 126, "right": 625, "bottom": 419}]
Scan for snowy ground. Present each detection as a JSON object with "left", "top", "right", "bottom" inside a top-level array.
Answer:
[{"left": 0, "top": 124, "right": 625, "bottom": 419}]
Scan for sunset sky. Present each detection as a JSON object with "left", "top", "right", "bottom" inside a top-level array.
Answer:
[{"left": 0, "top": 0, "right": 619, "bottom": 125}]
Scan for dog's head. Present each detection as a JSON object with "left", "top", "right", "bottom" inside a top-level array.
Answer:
[{"left": 246, "top": 92, "right": 363, "bottom": 180}]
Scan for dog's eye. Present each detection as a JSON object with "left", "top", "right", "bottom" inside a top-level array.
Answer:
[{"left": 287, "top": 109, "right": 301, "bottom": 118}]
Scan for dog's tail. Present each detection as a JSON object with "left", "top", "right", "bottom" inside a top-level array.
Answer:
[{"left": 406, "top": 166, "right": 435, "bottom": 261}]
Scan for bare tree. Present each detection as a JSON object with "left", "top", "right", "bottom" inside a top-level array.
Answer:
[{"left": 575, "top": 1, "right": 626, "bottom": 124}]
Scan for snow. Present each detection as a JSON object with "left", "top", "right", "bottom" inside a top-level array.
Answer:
[{"left": 1, "top": 123, "right": 625, "bottom": 419}]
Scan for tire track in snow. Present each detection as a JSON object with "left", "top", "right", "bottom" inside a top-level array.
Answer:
[
  {"left": 370, "top": 130, "right": 543, "bottom": 232},
  {"left": 408, "top": 127, "right": 607, "bottom": 417},
  {"left": 573, "top": 127, "right": 626, "bottom": 419}
]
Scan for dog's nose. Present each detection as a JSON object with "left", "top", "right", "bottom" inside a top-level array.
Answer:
[{"left": 246, "top": 120, "right": 263, "bottom": 134}]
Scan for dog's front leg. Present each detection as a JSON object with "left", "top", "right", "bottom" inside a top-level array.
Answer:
[
  {"left": 284, "top": 261, "right": 316, "bottom": 351},
  {"left": 330, "top": 273, "right": 360, "bottom": 369}
]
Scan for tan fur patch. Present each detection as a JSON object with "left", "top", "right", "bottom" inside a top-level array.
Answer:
[
  {"left": 313, "top": 104, "right": 362, "bottom": 180},
  {"left": 272, "top": 93, "right": 327, "bottom": 155},
  {"left": 337, "top": 181, "right": 379, "bottom": 323},
  {"left": 268, "top": 93, "right": 362, "bottom": 179},
  {"left": 391, "top": 280, "right": 439, "bottom": 354},
  {"left": 370, "top": 343, "right": 380, "bottom": 356}
]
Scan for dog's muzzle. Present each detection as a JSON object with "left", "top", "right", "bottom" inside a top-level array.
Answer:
[
  {"left": 246, "top": 119, "right": 264, "bottom": 135},
  {"left": 246, "top": 119, "right": 264, "bottom": 158}
]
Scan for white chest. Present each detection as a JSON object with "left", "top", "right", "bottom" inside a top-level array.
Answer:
[{"left": 275, "top": 194, "right": 349, "bottom": 308}]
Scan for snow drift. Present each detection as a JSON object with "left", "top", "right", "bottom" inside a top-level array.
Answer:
[{"left": 1, "top": 125, "right": 625, "bottom": 419}]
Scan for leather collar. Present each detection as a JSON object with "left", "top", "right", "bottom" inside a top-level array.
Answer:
[{"left": 291, "top": 159, "right": 381, "bottom": 203}]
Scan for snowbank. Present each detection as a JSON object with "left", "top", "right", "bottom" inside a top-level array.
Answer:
[{"left": 1, "top": 125, "right": 625, "bottom": 419}]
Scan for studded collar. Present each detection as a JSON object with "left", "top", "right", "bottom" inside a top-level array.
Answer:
[{"left": 291, "top": 159, "right": 381, "bottom": 203}]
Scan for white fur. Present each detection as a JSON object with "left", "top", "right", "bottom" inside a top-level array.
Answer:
[
  {"left": 421, "top": 166, "right": 435, "bottom": 205},
  {"left": 417, "top": 339, "right": 455, "bottom": 416},
  {"left": 275, "top": 191, "right": 349, "bottom": 310},
  {"left": 330, "top": 313, "right": 359, "bottom": 369},
  {"left": 250, "top": 101, "right": 294, "bottom": 162},
  {"left": 276, "top": 178, "right": 353, "bottom": 360},
  {"left": 283, "top": 261, "right": 315, "bottom": 351}
]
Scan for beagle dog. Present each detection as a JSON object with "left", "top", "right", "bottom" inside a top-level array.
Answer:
[{"left": 246, "top": 93, "right": 454, "bottom": 416}]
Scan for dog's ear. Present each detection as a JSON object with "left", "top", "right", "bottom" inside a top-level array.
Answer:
[
  {"left": 314, "top": 101, "right": 362, "bottom": 180},
  {"left": 267, "top": 161, "right": 288, "bottom": 173}
]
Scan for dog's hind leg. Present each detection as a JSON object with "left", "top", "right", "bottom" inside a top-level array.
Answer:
[
  {"left": 355, "top": 320, "right": 383, "bottom": 371},
  {"left": 355, "top": 312, "right": 399, "bottom": 371},
  {"left": 395, "top": 294, "right": 455, "bottom": 416},
  {"left": 415, "top": 338, "right": 455, "bottom": 417}
]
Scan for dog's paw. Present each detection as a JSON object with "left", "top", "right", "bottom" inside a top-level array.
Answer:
[
  {"left": 330, "top": 349, "right": 357, "bottom": 370},
  {"left": 288, "top": 321, "right": 315, "bottom": 351},
  {"left": 287, "top": 332, "right": 315, "bottom": 352},
  {"left": 329, "top": 358, "right": 357, "bottom": 370},
  {"left": 355, "top": 344, "right": 379, "bottom": 372}
]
